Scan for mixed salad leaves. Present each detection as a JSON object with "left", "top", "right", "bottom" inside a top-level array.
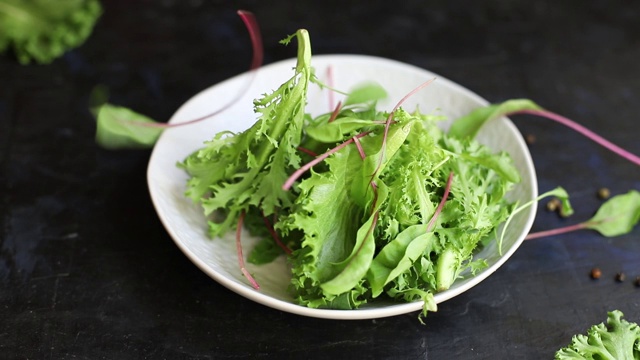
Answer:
[
  {"left": 178, "top": 30, "right": 523, "bottom": 312},
  {"left": 92, "top": 18, "right": 639, "bottom": 315}
]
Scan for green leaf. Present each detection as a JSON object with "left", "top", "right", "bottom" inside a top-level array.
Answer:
[
  {"left": 499, "top": 187, "right": 572, "bottom": 254},
  {"left": 585, "top": 190, "right": 640, "bottom": 237},
  {"left": 367, "top": 224, "right": 436, "bottom": 297},
  {"left": 180, "top": 29, "right": 313, "bottom": 235},
  {"left": 0, "top": 0, "right": 103, "bottom": 64},
  {"left": 305, "top": 117, "right": 381, "bottom": 143},
  {"left": 320, "top": 212, "right": 379, "bottom": 295},
  {"left": 448, "top": 99, "right": 542, "bottom": 139},
  {"left": 459, "top": 152, "right": 521, "bottom": 183},
  {"left": 95, "top": 103, "right": 164, "bottom": 150},
  {"left": 435, "top": 246, "right": 459, "bottom": 291},
  {"left": 555, "top": 310, "right": 640, "bottom": 360},
  {"left": 247, "top": 237, "right": 283, "bottom": 265},
  {"left": 350, "top": 118, "right": 417, "bottom": 208},
  {"left": 344, "top": 82, "right": 387, "bottom": 106}
]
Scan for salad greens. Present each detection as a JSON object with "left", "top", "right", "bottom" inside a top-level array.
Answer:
[
  {"left": 0, "top": 0, "right": 102, "bottom": 64},
  {"left": 179, "top": 29, "right": 313, "bottom": 236},
  {"left": 179, "top": 29, "right": 520, "bottom": 313},
  {"left": 555, "top": 310, "right": 640, "bottom": 360}
]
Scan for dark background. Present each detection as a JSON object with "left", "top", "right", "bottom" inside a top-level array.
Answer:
[{"left": 2, "top": 1, "right": 639, "bottom": 359}]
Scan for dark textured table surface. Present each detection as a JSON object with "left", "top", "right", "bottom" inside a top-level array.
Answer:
[{"left": 2, "top": 1, "right": 639, "bottom": 359}]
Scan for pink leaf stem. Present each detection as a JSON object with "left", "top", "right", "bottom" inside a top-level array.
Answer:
[
  {"left": 236, "top": 211, "right": 260, "bottom": 289},
  {"left": 510, "top": 109, "right": 640, "bottom": 166},
  {"left": 524, "top": 222, "right": 589, "bottom": 240},
  {"left": 282, "top": 131, "right": 372, "bottom": 191},
  {"left": 296, "top": 146, "right": 318, "bottom": 157},
  {"left": 326, "top": 65, "right": 335, "bottom": 110},
  {"left": 353, "top": 135, "right": 366, "bottom": 160},
  {"left": 261, "top": 213, "right": 293, "bottom": 255},
  {"left": 426, "top": 171, "right": 454, "bottom": 232},
  {"left": 327, "top": 101, "right": 343, "bottom": 123},
  {"left": 373, "top": 78, "right": 436, "bottom": 178},
  {"left": 118, "top": 10, "right": 263, "bottom": 129}
]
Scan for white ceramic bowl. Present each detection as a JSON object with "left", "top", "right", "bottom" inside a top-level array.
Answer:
[{"left": 147, "top": 55, "right": 538, "bottom": 320}]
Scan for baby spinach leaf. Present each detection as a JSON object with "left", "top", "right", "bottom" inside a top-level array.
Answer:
[
  {"left": 448, "top": 99, "right": 541, "bottom": 139},
  {"left": 343, "top": 82, "right": 387, "bottom": 106},
  {"left": 585, "top": 190, "right": 640, "bottom": 236},
  {"left": 95, "top": 103, "right": 163, "bottom": 150}
]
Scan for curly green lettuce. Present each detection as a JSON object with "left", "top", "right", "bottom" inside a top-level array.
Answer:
[
  {"left": 179, "top": 29, "right": 314, "bottom": 237},
  {"left": 0, "top": 0, "right": 102, "bottom": 64},
  {"left": 556, "top": 310, "right": 640, "bottom": 360}
]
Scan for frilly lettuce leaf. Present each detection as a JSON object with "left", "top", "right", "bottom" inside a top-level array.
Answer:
[
  {"left": 0, "top": 0, "right": 102, "bottom": 64},
  {"left": 179, "top": 29, "right": 313, "bottom": 237},
  {"left": 555, "top": 310, "right": 640, "bottom": 360}
]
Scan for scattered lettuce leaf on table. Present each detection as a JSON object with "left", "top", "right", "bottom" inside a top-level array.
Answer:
[
  {"left": 555, "top": 310, "right": 640, "bottom": 360},
  {"left": 0, "top": 0, "right": 102, "bottom": 64},
  {"left": 94, "top": 103, "right": 163, "bottom": 150},
  {"left": 586, "top": 190, "right": 640, "bottom": 237}
]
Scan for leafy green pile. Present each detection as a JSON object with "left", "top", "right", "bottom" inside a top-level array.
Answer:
[
  {"left": 179, "top": 29, "right": 521, "bottom": 313},
  {"left": 556, "top": 310, "right": 640, "bottom": 360},
  {"left": 0, "top": 0, "right": 102, "bottom": 64}
]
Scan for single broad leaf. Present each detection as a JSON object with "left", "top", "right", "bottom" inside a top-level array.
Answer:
[
  {"left": 319, "top": 213, "right": 378, "bottom": 295},
  {"left": 367, "top": 224, "right": 436, "bottom": 297},
  {"left": 283, "top": 145, "right": 365, "bottom": 286},
  {"left": 585, "top": 190, "right": 640, "bottom": 237},
  {"left": 350, "top": 118, "right": 417, "bottom": 208},
  {"left": 95, "top": 103, "right": 163, "bottom": 150},
  {"left": 305, "top": 117, "right": 381, "bottom": 143},
  {"left": 320, "top": 182, "right": 389, "bottom": 295},
  {"left": 448, "top": 99, "right": 542, "bottom": 139},
  {"left": 344, "top": 82, "right": 388, "bottom": 106},
  {"left": 460, "top": 152, "right": 521, "bottom": 183}
]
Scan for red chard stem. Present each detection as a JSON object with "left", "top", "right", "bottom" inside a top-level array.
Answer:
[
  {"left": 525, "top": 222, "right": 588, "bottom": 240},
  {"left": 236, "top": 211, "right": 260, "bottom": 289},
  {"left": 426, "top": 171, "right": 454, "bottom": 232},
  {"left": 511, "top": 109, "right": 640, "bottom": 166}
]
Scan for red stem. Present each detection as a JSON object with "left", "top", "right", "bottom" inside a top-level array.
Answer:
[
  {"left": 353, "top": 135, "right": 366, "bottom": 159},
  {"left": 118, "top": 10, "right": 263, "bottom": 129},
  {"left": 510, "top": 109, "right": 640, "bottom": 166},
  {"left": 524, "top": 222, "right": 589, "bottom": 240},
  {"left": 327, "top": 66, "right": 335, "bottom": 111},
  {"left": 262, "top": 214, "right": 293, "bottom": 255},
  {"left": 373, "top": 78, "right": 436, "bottom": 178},
  {"left": 426, "top": 172, "right": 454, "bottom": 232},
  {"left": 282, "top": 131, "right": 372, "bottom": 190},
  {"left": 297, "top": 146, "right": 318, "bottom": 157},
  {"left": 327, "top": 101, "right": 342, "bottom": 123},
  {"left": 236, "top": 211, "right": 260, "bottom": 289}
]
